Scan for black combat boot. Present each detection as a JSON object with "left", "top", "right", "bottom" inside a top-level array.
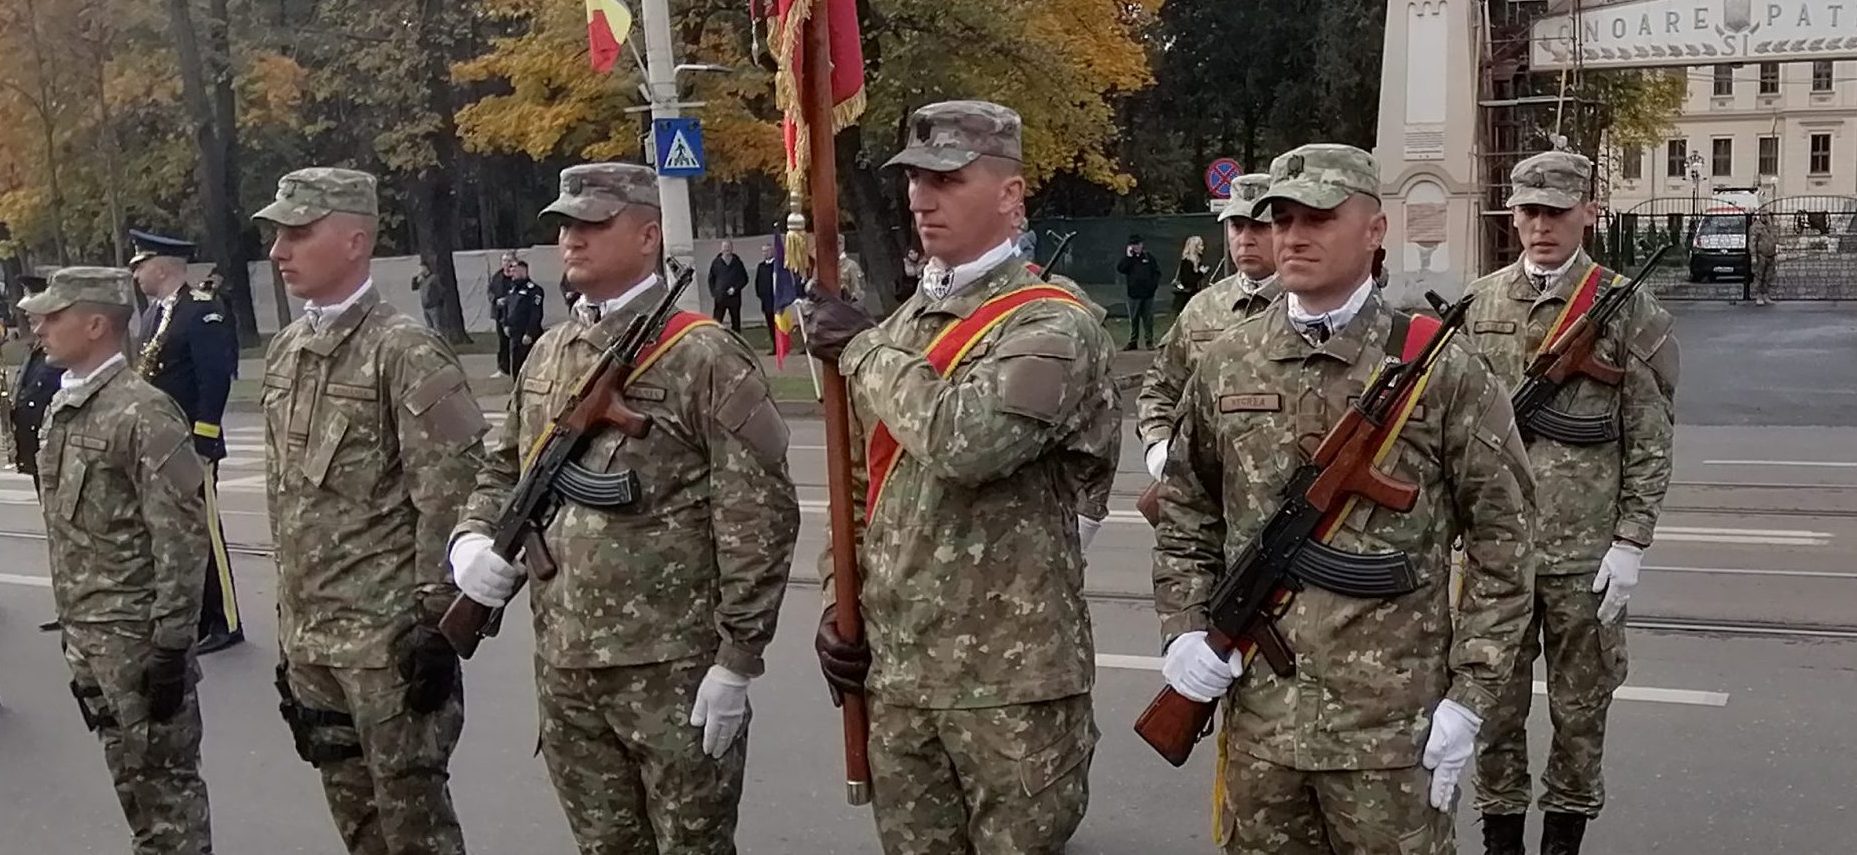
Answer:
[
  {"left": 1542, "top": 811, "right": 1589, "bottom": 855},
  {"left": 1481, "top": 813, "right": 1525, "bottom": 855}
]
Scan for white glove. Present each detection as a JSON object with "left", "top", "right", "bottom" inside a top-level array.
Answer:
[
  {"left": 1160, "top": 631, "right": 1243, "bottom": 703},
  {"left": 1077, "top": 515, "right": 1103, "bottom": 550},
  {"left": 1593, "top": 542, "right": 1643, "bottom": 625},
  {"left": 688, "top": 665, "right": 752, "bottom": 758},
  {"left": 1421, "top": 699, "right": 1483, "bottom": 810},
  {"left": 1145, "top": 441, "right": 1169, "bottom": 481},
  {"left": 449, "top": 533, "right": 523, "bottom": 608}
]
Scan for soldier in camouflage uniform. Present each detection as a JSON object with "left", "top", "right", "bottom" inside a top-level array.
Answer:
[
  {"left": 1749, "top": 209, "right": 1778, "bottom": 305},
  {"left": 450, "top": 162, "right": 799, "bottom": 854},
  {"left": 256, "top": 168, "right": 485, "bottom": 855},
  {"left": 1466, "top": 151, "right": 1679, "bottom": 855},
  {"left": 1152, "top": 144, "right": 1537, "bottom": 855},
  {"left": 27, "top": 267, "right": 214, "bottom": 854},
  {"left": 1136, "top": 172, "right": 1280, "bottom": 484},
  {"left": 803, "top": 100, "right": 1121, "bottom": 855}
]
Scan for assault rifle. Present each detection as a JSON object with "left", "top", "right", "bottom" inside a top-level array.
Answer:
[
  {"left": 1510, "top": 245, "right": 1671, "bottom": 445},
  {"left": 438, "top": 261, "right": 696, "bottom": 658},
  {"left": 1133, "top": 291, "right": 1472, "bottom": 767}
]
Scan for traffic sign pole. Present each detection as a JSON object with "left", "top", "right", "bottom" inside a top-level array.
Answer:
[{"left": 642, "top": 0, "right": 699, "bottom": 311}]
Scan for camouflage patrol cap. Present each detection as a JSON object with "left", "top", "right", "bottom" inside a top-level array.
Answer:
[
  {"left": 253, "top": 168, "right": 380, "bottom": 226},
  {"left": 19, "top": 266, "right": 133, "bottom": 315},
  {"left": 1219, "top": 173, "right": 1276, "bottom": 224},
  {"left": 1506, "top": 151, "right": 1592, "bottom": 209},
  {"left": 1257, "top": 144, "right": 1381, "bottom": 212},
  {"left": 884, "top": 101, "right": 1023, "bottom": 172},
  {"left": 540, "top": 163, "right": 659, "bottom": 222}
]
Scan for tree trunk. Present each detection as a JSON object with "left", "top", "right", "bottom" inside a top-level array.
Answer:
[
  {"left": 21, "top": 0, "right": 69, "bottom": 264},
  {"left": 166, "top": 0, "right": 258, "bottom": 343},
  {"left": 207, "top": 0, "right": 258, "bottom": 341},
  {"left": 836, "top": 129, "right": 900, "bottom": 315},
  {"left": 415, "top": 0, "right": 471, "bottom": 344}
]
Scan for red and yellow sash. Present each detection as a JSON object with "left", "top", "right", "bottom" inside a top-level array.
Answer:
[
  {"left": 630, "top": 311, "right": 716, "bottom": 383},
  {"left": 864, "top": 283, "right": 1084, "bottom": 513},
  {"left": 1536, "top": 263, "right": 1607, "bottom": 358}
]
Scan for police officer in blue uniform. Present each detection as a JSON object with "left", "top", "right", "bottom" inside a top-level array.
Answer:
[
  {"left": 129, "top": 229, "right": 244, "bottom": 653},
  {"left": 10, "top": 270, "right": 69, "bottom": 632}
]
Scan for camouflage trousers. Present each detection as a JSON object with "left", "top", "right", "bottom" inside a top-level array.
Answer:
[
  {"left": 284, "top": 661, "right": 467, "bottom": 855},
  {"left": 65, "top": 636, "right": 214, "bottom": 855},
  {"left": 866, "top": 693, "right": 1097, "bottom": 855},
  {"left": 537, "top": 656, "right": 747, "bottom": 855},
  {"left": 1474, "top": 571, "right": 1628, "bottom": 817},
  {"left": 1752, "top": 253, "right": 1777, "bottom": 298},
  {"left": 1219, "top": 753, "right": 1452, "bottom": 855}
]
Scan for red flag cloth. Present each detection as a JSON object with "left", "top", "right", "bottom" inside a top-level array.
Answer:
[{"left": 772, "top": 0, "right": 865, "bottom": 192}]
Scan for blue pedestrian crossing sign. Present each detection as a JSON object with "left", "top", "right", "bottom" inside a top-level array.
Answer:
[{"left": 653, "top": 118, "right": 707, "bottom": 178}]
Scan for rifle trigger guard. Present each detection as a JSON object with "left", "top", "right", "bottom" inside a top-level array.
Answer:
[{"left": 553, "top": 461, "right": 642, "bottom": 509}]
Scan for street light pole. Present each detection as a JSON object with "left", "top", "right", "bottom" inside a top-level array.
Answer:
[{"left": 641, "top": 0, "right": 699, "bottom": 311}]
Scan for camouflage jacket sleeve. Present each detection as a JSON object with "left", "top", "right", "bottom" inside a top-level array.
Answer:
[
  {"left": 697, "top": 335, "right": 800, "bottom": 677},
  {"left": 1440, "top": 346, "right": 1539, "bottom": 717},
  {"left": 1615, "top": 294, "right": 1679, "bottom": 547},
  {"left": 1150, "top": 369, "right": 1227, "bottom": 647},
  {"left": 837, "top": 304, "right": 1108, "bottom": 487},
  {"left": 390, "top": 332, "right": 490, "bottom": 619},
  {"left": 134, "top": 409, "right": 211, "bottom": 650},
  {"left": 1135, "top": 320, "right": 1191, "bottom": 449}
]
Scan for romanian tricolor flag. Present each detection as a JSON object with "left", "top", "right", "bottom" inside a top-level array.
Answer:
[
  {"left": 770, "top": 230, "right": 802, "bottom": 367},
  {"left": 586, "top": 0, "right": 633, "bottom": 73}
]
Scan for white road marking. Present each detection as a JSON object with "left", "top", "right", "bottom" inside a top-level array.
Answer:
[
  {"left": 1095, "top": 654, "right": 1729, "bottom": 707},
  {"left": 0, "top": 573, "right": 50, "bottom": 588},
  {"left": 1705, "top": 459, "right": 1857, "bottom": 469},
  {"left": 1645, "top": 564, "right": 1857, "bottom": 580}
]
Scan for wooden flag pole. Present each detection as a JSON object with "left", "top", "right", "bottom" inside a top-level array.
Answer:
[{"left": 803, "top": 0, "right": 872, "bottom": 807}]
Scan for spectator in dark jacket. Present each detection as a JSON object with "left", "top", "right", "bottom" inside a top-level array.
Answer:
[
  {"left": 502, "top": 261, "right": 546, "bottom": 376},
  {"left": 753, "top": 243, "right": 779, "bottom": 353},
  {"left": 411, "top": 261, "right": 443, "bottom": 329},
  {"left": 487, "top": 252, "right": 519, "bottom": 376},
  {"left": 1116, "top": 233, "right": 1163, "bottom": 350},
  {"left": 708, "top": 240, "right": 750, "bottom": 332}
]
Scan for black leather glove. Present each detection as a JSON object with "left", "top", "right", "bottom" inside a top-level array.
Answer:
[
  {"left": 403, "top": 624, "right": 459, "bottom": 715},
  {"left": 801, "top": 288, "right": 876, "bottom": 364},
  {"left": 815, "top": 605, "right": 870, "bottom": 703},
  {"left": 144, "top": 647, "right": 190, "bottom": 723}
]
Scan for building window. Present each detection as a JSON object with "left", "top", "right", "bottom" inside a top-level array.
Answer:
[
  {"left": 1813, "top": 61, "right": 1835, "bottom": 92},
  {"left": 1667, "top": 139, "right": 1688, "bottom": 177},
  {"left": 1759, "top": 136, "right": 1780, "bottom": 176},
  {"left": 1621, "top": 146, "right": 1643, "bottom": 180},
  {"left": 1759, "top": 62, "right": 1780, "bottom": 94},
  {"left": 1810, "top": 133, "right": 1832, "bottom": 175},
  {"left": 1712, "top": 138, "right": 1733, "bottom": 176},
  {"left": 1713, "top": 65, "right": 1734, "bottom": 96}
]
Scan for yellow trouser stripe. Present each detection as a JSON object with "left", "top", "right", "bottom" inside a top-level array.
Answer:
[
  {"left": 193, "top": 422, "right": 222, "bottom": 439},
  {"left": 202, "top": 463, "right": 239, "bottom": 631}
]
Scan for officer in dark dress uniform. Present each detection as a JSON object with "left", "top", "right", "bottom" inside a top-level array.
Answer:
[
  {"left": 10, "top": 271, "right": 67, "bottom": 632},
  {"left": 129, "top": 229, "right": 244, "bottom": 653}
]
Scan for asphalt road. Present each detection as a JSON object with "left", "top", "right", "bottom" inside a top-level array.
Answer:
[{"left": 3, "top": 301, "right": 1855, "bottom": 852}]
